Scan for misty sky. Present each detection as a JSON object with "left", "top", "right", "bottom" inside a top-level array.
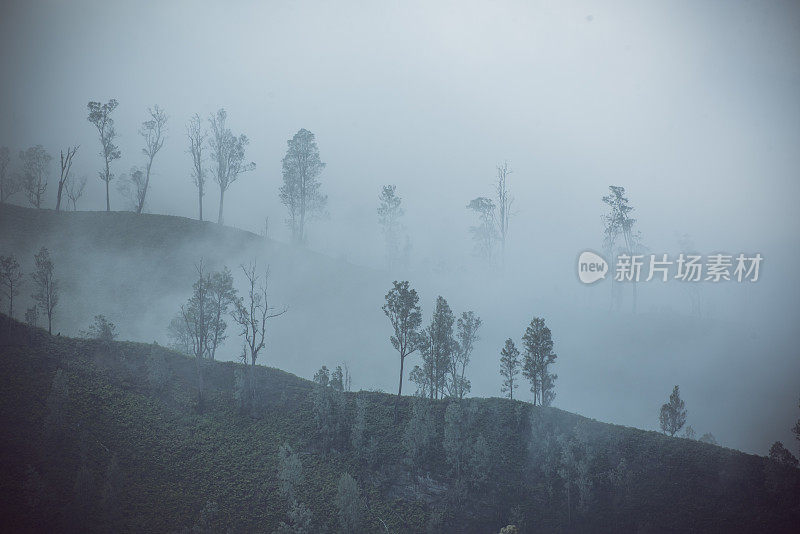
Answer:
[{"left": 1, "top": 0, "right": 799, "bottom": 455}]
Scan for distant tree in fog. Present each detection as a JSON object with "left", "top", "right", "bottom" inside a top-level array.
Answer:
[
  {"left": 80, "top": 315, "right": 117, "bottom": 341},
  {"left": 522, "top": 317, "right": 558, "bottom": 406},
  {"left": 698, "top": 432, "right": 717, "bottom": 445},
  {"left": 31, "top": 247, "right": 58, "bottom": 334},
  {"left": 659, "top": 385, "right": 687, "bottom": 436},
  {"left": 135, "top": 105, "right": 167, "bottom": 214},
  {"left": 377, "top": 185, "right": 405, "bottom": 268},
  {"left": 768, "top": 441, "right": 798, "bottom": 468},
  {"left": 66, "top": 174, "right": 87, "bottom": 211},
  {"left": 0, "top": 254, "right": 23, "bottom": 320},
  {"left": 682, "top": 425, "right": 696, "bottom": 440},
  {"left": 20, "top": 145, "right": 51, "bottom": 209},
  {"left": 208, "top": 267, "right": 236, "bottom": 360},
  {"left": 232, "top": 262, "right": 286, "bottom": 367},
  {"left": 0, "top": 146, "right": 22, "bottom": 203},
  {"left": 55, "top": 146, "right": 78, "bottom": 211},
  {"left": 167, "top": 313, "right": 192, "bottom": 354},
  {"left": 495, "top": 161, "right": 513, "bottom": 263},
  {"left": 280, "top": 129, "right": 326, "bottom": 244},
  {"left": 499, "top": 338, "right": 521, "bottom": 400},
  {"left": 382, "top": 281, "right": 422, "bottom": 419},
  {"left": 602, "top": 185, "right": 644, "bottom": 312},
  {"left": 313, "top": 366, "right": 330, "bottom": 387},
  {"left": 449, "top": 311, "right": 481, "bottom": 399},
  {"left": 208, "top": 109, "right": 255, "bottom": 224},
  {"left": 187, "top": 114, "right": 208, "bottom": 221},
  {"left": 87, "top": 99, "right": 121, "bottom": 211},
  {"left": 118, "top": 167, "right": 147, "bottom": 211},
  {"left": 467, "top": 196, "right": 497, "bottom": 261},
  {"left": 330, "top": 365, "right": 344, "bottom": 391}
]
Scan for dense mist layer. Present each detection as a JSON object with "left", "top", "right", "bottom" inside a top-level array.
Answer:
[{"left": 1, "top": 0, "right": 798, "bottom": 458}]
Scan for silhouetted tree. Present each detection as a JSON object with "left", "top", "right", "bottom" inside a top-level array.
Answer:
[
  {"left": 119, "top": 167, "right": 147, "bottom": 211},
  {"left": 467, "top": 196, "right": 497, "bottom": 261},
  {"left": 20, "top": 145, "right": 51, "bottom": 208},
  {"left": 382, "top": 281, "right": 422, "bottom": 419},
  {"left": 330, "top": 365, "right": 344, "bottom": 391},
  {"left": 81, "top": 315, "right": 117, "bottom": 341},
  {"left": 135, "top": 105, "right": 167, "bottom": 214},
  {"left": 208, "top": 109, "right": 255, "bottom": 224},
  {"left": 31, "top": 247, "right": 58, "bottom": 334},
  {"left": 55, "top": 146, "right": 78, "bottom": 211},
  {"left": 0, "top": 146, "right": 22, "bottom": 203},
  {"left": 450, "top": 311, "right": 480, "bottom": 398},
  {"left": 377, "top": 184, "right": 405, "bottom": 268},
  {"left": 280, "top": 129, "right": 326, "bottom": 244},
  {"left": 180, "top": 262, "right": 214, "bottom": 404},
  {"left": 499, "top": 338, "right": 520, "bottom": 400},
  {"left": 187, "top": 114, "right": 207, "bottom": 221},
  {"left": 87, "top": 99, "right": 121, "bottom": 211},
  {"left": 419, "top": 296, "right": 457, "bottom": 400},
  {"left": 313, "top": 365, "right": 330, "bottom": 387},
  {"left": 521, "top": 317, "right": 557, "bottom": 406},
  {"left": 768, "top": 441, "right": 798, "bottom": 468},
  {"left": 659, "top": 385, "right": 687, "bottom": 436},
  {"left": 232, "top": 262, "right": 286, "bottom": 367},
  {"left": 0, "top": 254, "right": 22, "bottom": 320}
]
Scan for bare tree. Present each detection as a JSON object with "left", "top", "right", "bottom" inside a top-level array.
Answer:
[
  {"left": 20, "top": 145, "right": 52, "bottom": 208},
  {"left": 87, "top": 99, "right": 121, "bottom": 211},
  {"left": 232, "top": 262, "right": 286, "bottom": 367},
  {"left": 55, "top": 146, "right": 78, "bottom": 211},
  {"left": 382, "top": 280, "right": 422, "bottom": 419},
  {"left": 135, "top": 105, "right": 167, "bottom": 214},
  {"left": 31, "top": 247, "right": 58, "bottom": 334},
  {"left": 602, "top": 185, "right": 643, "bottom": 312},
  {"left": 0, "top": 255, "right": 23, "bottom": 320},
  {"left": 66, "top": 174, "right": 87, "bottom": 211},
  {"left": 0, "top": 146, "right": 21, "bottom": 203},
  {"left": 187, "top": 114, "right": 207, "bottom": 221},
  {"left": 280, "top": 128, "right": 327, "bottom": 244},
  {"left": 208, "top": 109, "right": 255, "bottom": 224},
  {"left": 495, "top": 161, "right": 513, "bottom": 263}
]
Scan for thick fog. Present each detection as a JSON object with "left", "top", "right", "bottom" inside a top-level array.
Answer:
[{"left": 1, "top": 0, "right": 799, "bottom": 455}]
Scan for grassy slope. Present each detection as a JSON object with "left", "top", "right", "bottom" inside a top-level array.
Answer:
[{"left": 1, "top": 320, "right": 799, "bottom": 534}]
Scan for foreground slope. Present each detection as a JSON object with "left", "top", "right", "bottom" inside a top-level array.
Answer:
[{"left": 1, "top": 320, "right": 799, "bottom": 533}]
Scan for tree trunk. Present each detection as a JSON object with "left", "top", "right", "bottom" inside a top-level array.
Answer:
[
  {"left": 198, "top": 185, "right": 203, "bottom": 221},
  {"left": 217, "top": 188, "right": 225, "bottom": 224},
  {"left": 105, "top": 180, "right": 110, "bottom": 212},
  {"left": 394, "top": 354, "right": 405, "bottom": 421},
  {"left": 56, "top": 182, "right": 64, "bottom": 211}
]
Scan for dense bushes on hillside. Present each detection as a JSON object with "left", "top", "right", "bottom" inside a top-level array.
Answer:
[{"left": 1, "top": 317, "right": 799, "bottom": 533}]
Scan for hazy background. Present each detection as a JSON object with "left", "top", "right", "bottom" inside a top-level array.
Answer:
[{"left": 1, "top": 0, "right": 799, "bottom": 455}]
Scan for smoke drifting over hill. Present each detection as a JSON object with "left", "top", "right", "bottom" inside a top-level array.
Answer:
[{"left": 1, "top": 0, "right": 799, "bottom": 460}]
